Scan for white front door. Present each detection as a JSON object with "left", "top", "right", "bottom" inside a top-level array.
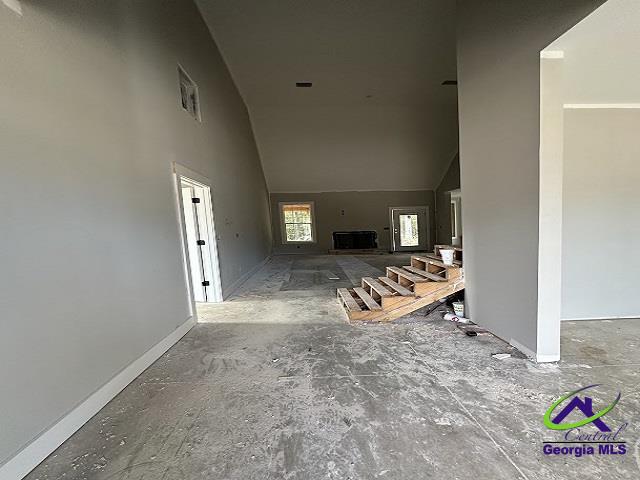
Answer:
[{"left": 390, "top": 206, "right": 429, "bottom": 252}]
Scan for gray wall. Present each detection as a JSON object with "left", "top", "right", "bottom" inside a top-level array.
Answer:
[
  {"left": 0, "top": 0, "right": 270, "bottom": 467},
  {"left": 435, "top": 154, "right": 460, "bottom": 244},
  {"left": 562, "top": 109, "right": 640, "bottom": 319},
  {"left": 252, "top": 107, "right": 459, "bottom": 192},
  {"left": 456, "top": 0, "right": 604, "bottom": 354},
  {"left": 270, "top": 191, "right": 435, "bottom": 254}
]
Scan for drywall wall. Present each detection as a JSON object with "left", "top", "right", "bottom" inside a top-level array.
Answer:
[
  {"left": 562, "top": 108, "right": 640, "bottom": 319},
  {"left": 252, "top": 106, "right": 459, "bottom": 192},
  {"left": 546, "top": 0, "right": 640, "bottom": 104},
  {"left": 537, "top": 55, "right": 566, "bottom": 360},
  {"left": 435, "top": 154, "right": 460, "bottom": 244},
  {"left": 270, "top": 191, "right": 435, "bottom": 254},
  {"left": 456, "top": 0, "right": 604, "bottom": 356},
  {"left": 0, "top": 0, "right": 270, "bottom": 472},
  {"left": 541, "top": 0, "right": 640, "bottom": 320}
]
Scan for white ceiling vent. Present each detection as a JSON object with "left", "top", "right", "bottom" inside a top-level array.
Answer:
[{"left": 178, "top": 66, "right": 201, "bottom": 122}]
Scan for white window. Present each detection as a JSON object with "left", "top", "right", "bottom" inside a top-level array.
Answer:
[
  {"left": 178, "top": 65, "right": 201, "bottom": 122},
  {"left": 280, "top": 202, "right": 316, "bottom": 243}
]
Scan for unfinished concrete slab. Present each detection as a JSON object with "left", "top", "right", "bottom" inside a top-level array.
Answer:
[
  {"left": 197, "top": 254, "right": 417, "bottom": 325},
  {"left": 25, "top": 256, "right": 640, "bottom": 480}
]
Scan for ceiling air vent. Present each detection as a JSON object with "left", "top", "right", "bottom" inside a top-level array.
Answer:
[{"left": 296, "top": 82, "right": 313, "bottom": 88}]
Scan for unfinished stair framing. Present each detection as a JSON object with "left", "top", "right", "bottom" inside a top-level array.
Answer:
[{"left": 337, "top": 246, "right": 464, "bottom": 322}]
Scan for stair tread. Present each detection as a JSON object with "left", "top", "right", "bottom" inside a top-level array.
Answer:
[
  {"left": 422, "top": 252, "right": 463, "bottom": 266},
  {"left": 337, "top": 288, "right": 362, "bottom": 312},
  {"left": 353, "top": 287, "right": 383, "bottom": 311},
  {"left": 411, "top": 256, "right": 458, "bottom": 269},
  {"left": 403, "top": 265, "right": 447, "bottom": 282},
  {"left": 387, "top": 266, "right": 427, "bottom": 283},
  {"left": 377, "top": 277, "right": 414, "bottom": 296},
  {"left": 362, "top": 277, "right": 393, "bottom": 297}
]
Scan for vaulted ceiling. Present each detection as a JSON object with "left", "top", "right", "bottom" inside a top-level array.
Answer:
[{"left": 196, "top": 0, "right": 458, "bottom": 192}]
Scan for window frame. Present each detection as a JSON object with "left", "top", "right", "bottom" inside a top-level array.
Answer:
[{"left": 279, "top": 201, "right": 317, "bottom": 244}]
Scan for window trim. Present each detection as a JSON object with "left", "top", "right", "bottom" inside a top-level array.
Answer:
[{"left": 279, "top": 201, "right": 317, "bottom": 244}]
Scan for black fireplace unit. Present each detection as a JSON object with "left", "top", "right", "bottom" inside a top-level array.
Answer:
[{"left": 333, "top": 231, "right": 378, "bottom": 250}]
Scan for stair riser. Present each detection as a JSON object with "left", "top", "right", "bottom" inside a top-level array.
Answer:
[
  {"left": 410, "top": 258, "right": 461, "bottom": 281},
  {"left": 385, "top": 268, "right": 416, "bottom": 290},
  {"left": 344, "top": 310, "right": 376, "bottom": 321},
  {"left": 364, "top": 281, "right": 465, "bottom": 323},
  {"left": 381, "top": 296, "right": 413, "bottom": 309},
  {"left": 414, "top": 282, "right": 450, "bottom": 296}
]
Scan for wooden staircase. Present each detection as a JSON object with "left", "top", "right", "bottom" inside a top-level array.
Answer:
[{"left": 337, "top": 245, "right": 464, "bottom": 322}]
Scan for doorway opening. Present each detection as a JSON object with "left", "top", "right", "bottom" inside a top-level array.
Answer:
[
  {"left": 537, "top": 0, "right": 640, "bottom": 362},
  {"left": 174, "top": 163, "right": 223, "bottom": 305},
  {"left": 389, "top": 206, "right": 430, "bottom": 252}
]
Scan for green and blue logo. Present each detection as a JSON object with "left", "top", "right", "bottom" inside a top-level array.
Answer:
[
  {"left": 543, "top": 384, "right": 621, "bottom": 432},
  {"left": 542, "top": 385, "right": 627, "bottom": 457}
]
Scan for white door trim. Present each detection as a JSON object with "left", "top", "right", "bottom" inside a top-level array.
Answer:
[
  {"left": 388, "top": 206, "right": 430, "bottom": 252},
  {"left": 173, "top": 162, "right": 223, "bottom": 304}
]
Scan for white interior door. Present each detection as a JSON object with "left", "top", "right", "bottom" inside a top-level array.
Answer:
[
  {"left": 181, "top": 183, "right": 207, "bottom": 302},
  {"left": 178, "top": 175, "right": 223, "bottom": 303},
  {"left": 390, "top": 206, "right": 429, "bottom": 252}
]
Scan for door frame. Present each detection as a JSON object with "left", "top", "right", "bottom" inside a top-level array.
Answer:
[
  {"left": 388, "top": 206, "right": 430, "bottom": 252},
  {"left": 173, "top": 162, "right": 223, "bottom": 309}
]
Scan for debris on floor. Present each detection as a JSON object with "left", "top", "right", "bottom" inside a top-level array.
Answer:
[
  {"left": 456, "top": 324, "right": 489, "bottom": 336},
  {"left": 443, "top": 312, "right": 470, "bottom": 324},
  {"left": 492, "top": 353, "right": 512, "bottom": 360}
]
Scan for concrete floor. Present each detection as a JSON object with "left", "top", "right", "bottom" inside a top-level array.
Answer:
[{"left": 27, "top": 255, "right": 640, "bottom": 479}]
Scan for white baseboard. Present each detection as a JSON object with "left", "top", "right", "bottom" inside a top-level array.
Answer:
[
  {"left": 536, "top": 353, "right": 560, "bottom": 363},
  {"left": 0, "top": 316, "right": 196, "bottom": 480},
  {"left": 510, "top": 338, "right": 559, "bottom": 363},
  {"left": 509, "top": 338, "right": 536, "bottom": 360},
  {"left": 222, "top": 255, "right": 271, "bottom": 299},
  {"left": 561, "top": 315, "right": 640, "bottom": 321}
]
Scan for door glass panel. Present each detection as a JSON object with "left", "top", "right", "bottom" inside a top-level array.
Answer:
[{"left": 399, "top": 214, "right": 419, "bottom": 247}]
